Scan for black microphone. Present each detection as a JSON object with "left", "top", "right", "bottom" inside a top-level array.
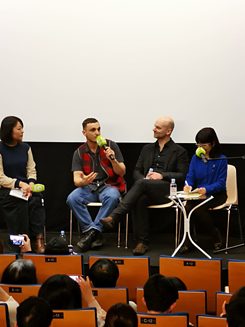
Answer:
[{"left": 196, "top": 147, "right": 207, "bottom": 163}]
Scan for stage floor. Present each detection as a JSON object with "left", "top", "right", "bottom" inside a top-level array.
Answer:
[
  {"left": 75, "top": 232, "right": 245, "bottom": 269},
  {"left": 1, "top": 231, "right": 245, "bottom": 269}
]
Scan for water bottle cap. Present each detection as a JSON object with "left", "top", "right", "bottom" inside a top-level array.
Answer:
[{"left": 171, "top": 178, "right": 176, "bottom": 183}]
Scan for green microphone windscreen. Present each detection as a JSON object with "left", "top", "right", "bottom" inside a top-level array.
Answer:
[
  {"left": 195, "top": 147, "right": 206, "bottom": 158},
  {"left": 31, "top": 184, "right": 45, "bottom": 192},
  {"left": 96, "top": 135, "right": 107, "bottom": 147}
]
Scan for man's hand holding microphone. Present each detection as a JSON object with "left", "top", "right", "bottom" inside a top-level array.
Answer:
[{"left": 96, "top": 135, "right": 115, "bottom": 161}]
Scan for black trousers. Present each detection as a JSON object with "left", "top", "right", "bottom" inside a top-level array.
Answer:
[
  {"left": 185, "top": 191, "right": 227, "bottom": 243},
  {"left": 0, "top": 189, "right": 46, "bottom": 238},
  {"left": 111, "top": 179, "right": 171, "bottom": 244}
]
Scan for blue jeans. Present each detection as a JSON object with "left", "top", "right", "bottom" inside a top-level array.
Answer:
[{"left": 66, "top": 185, "right": 120, "bottom": 233}]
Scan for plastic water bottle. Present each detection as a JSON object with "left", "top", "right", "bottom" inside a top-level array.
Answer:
[
  {"left": 60, "top": 230, "right": 74, "bottom": 254},
  {"left": 170, "top": 178, "right": 177, "bottom": 197},
  {"left": 60, "top": 230, "right": 66, "bottom": 240}
]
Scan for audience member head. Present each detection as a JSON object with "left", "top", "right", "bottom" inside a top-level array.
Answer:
[
  {"left": 38, "top": 274, "right": 82, "bottom": 309},
  {"left": 167, "top": 276, "right": 187, "bottom": 291},
  {"left": 226, "top": 297, "right": 245, "bottom": 327},
  {"left": 221, "top": 286, "right": 245, "bottom": 318},
  {"left": 16, "top": 296, "right": 53, "bottom": 327},
  {"left": 1, "top": 259, "right": 37, "bottom": 284},
  {"left": 230, "top": 286, "right": 245, "bottom": 302},
  {"left": 104, "top": 303, "right": 138, "bottom": 327},
  {"left": 88, "top": 259, "right": 119, "bottom": 287},
  {"left": 195, "top": 127, "right": 222, "bottom": 158},
  {"left": 0, "top": 115, "right": 24, "bottom": 145},
  {"left": 143, "top": 274, "right": 178, "bottom": 313}
]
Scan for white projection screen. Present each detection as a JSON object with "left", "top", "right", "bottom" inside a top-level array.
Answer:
[{"left": 0, "top": 0, "right": 245, "bottom": 143}]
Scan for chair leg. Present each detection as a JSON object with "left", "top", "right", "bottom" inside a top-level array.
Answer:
[
  {"left": 69, "top": 209, "right": 73, "bottom": 246},
  {"left": 125, "top": 213, "right": 129, "bottom": 249},
  {"left": 177, "top": 209, "right": 183, "bottom": 247},
  {"left": 118, "top": 214, "right": 129, "bottom": 249},
  {"left": 225, "top": 205, "right": 244, "bottom": 252},
  {"left": 175, "top": 206, "right": 179, "bottom": 248},
  {"left": 237, "top": 207, "right": 244, "bottom": 242},
  {"left": 43, "top": 225, "right": 47, "bottom": 245},
  {"left": 225, "top": 207, "right": 231, "bottom": 253},
  {"left": 117, "top": 223, "right": 121, "bottom": 248}
]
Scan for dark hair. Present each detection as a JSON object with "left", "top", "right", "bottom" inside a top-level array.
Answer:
[
  {"left": 226, "top": 298, "right": 245, "bottom": 327},
  {"left": 104, "top": 303, "right": 138, "bottom": 327},
  {"left": 38, "top": 274, "right": 82, "bottom": 309},
  {"left": 0, "top": 116, "right": 23, "bottom": 144},
  {"left": 17, "top": 296, "right": 53, "bottom": 327},
  {"left": 1, "top": 259, "right": 37, "bottom": 284},
  {"left": 167, "top": 276, "right": 187, "bottom": 291},
  {"left": 195, "top": 127, "right": 222, "bottom": 158},
  {"left": 143, "top": 274, "right": 178, "bottom": 313},
  {"left": 88, "top": 259, "right": 119, "bottom": 288},
  {"left": 230, "top": 286, "right": 245, "bottom": 302},
  {"left": 82, "top": 118, "right": 98, "bottom": 129}
]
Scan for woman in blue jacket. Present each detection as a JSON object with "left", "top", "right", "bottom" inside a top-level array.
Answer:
[{"left": 181, "top": 127, "right": 227, "bottom": 253}]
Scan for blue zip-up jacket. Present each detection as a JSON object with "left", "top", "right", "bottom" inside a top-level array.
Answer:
[{"left": 185, "top": 154, "right": 227, "bottom": 195}]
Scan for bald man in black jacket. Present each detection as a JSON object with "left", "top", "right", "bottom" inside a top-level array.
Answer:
[{"left": 102, "top": 117, "right": 189, "bottom": 255}]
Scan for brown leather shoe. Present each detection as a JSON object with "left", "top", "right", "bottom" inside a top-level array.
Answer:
[
  {"left": 132, "top": 242, "right": 148, "bottom": 256},
  {"left": 33, "top": 234, "right": 45, "bottom": 254},
  {"left": 101, "top": 216, "right": 115, "bottom": 230}
]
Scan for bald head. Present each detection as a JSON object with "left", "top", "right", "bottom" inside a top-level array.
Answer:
[
  {"left": 156, "top": 117, "right": 175, "bottom": 131},
  {"left": 153, "top": 117, "right": 175, "bottom": 141}
]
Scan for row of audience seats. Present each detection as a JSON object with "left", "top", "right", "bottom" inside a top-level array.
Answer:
[
  {"left": 0, "top": 284, "right": 231, "bottom": 320},
  {"left": 0, "top": 254, "right": 240, "bottom": 309},
  {"left": 0, "top": 303, "right": 228, "bottom": 327},
  {"left": 0, "top": 253, "right": 242, "bottom": 327}
]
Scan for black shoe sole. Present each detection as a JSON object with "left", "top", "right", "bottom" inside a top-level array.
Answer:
[
  {"left": 133, "top": 251, "right": 147, "bottom": 256},
  {"left": 91, "top": 240, "right": 103, "bottom": 249},
  {"left": 76, "top": 242, "right": 91, "bottom": 252}
]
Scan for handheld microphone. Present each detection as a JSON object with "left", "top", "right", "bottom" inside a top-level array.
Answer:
[
  {"left": 196, "top": 147, "right": 207, "bottom": 163},
  {"left": 31, "top": 184, "right": 45, "bottom": 192},
  {"left": 96, "top": 135, "right": 115, "bottom": 160}
]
